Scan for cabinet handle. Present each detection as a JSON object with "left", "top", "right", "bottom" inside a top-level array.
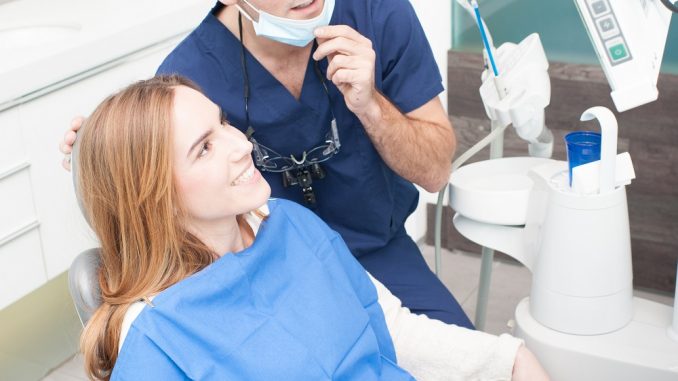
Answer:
[
  {"left": 0, "top": 161, "right": 30, "bottom": 181},
  {"left": 0, "top": 34, "right": 185, "bottom": 112},
  {"left": 0, "top": 220, "right": 40, "bottom": 248}
]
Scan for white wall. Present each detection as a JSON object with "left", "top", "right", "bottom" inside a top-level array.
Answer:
[{"left": 405, "top": 1, "right": 452, "bottom": 241}]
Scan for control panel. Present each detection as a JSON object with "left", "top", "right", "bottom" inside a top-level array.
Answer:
[
  {"left": 574, "top": 0, "right": 672, "bottom": 112},
  {"left": 585, "top": 0, "right": 633, "bottom": 66}
]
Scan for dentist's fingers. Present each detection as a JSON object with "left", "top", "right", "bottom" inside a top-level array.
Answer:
[
  {"left": 60, "top": 115, "right": 85, "bottom": 171},
  {"left": 325, "top": 54, "right": 366, "bottom": 81},
  {"left": 314, "top": 25, "right": 371, "bottom": 49},
  {"left": 313, "top": 25, "right": 377, "bottom": 115},
  {"left": 61, "top": 155, "right": 71, "bottom": 171},
  {"left": 70, "top": 115, "right": 84, "bottom": 132},
  {"left": 330, "top": 68, "right": 366, "bottom": 88},
  {"left": 313, "top": 35, "right": 373, "bottom": 62},
  {"left": 61, "top": 116, "right": 84, "bottom": 152}
]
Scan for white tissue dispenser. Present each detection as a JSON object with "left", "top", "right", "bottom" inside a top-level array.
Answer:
[{"left": 449, "top": 106, "right": 678, "bottom": 380}]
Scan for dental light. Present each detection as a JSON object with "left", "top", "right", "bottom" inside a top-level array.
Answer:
[{"left": 574, "top": 0, "right": 675, "bottom": 111}]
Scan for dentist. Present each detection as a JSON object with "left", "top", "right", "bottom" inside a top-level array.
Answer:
[{"left": 62, "top": 0, "right": 469, "bottom": 328}]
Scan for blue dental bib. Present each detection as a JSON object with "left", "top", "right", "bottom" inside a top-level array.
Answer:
[{"left": 111, "top": 199, "right": 414, "bottom": 380}]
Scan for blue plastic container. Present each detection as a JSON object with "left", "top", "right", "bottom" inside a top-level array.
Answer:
[{"left": 565, "top": 131, "right": 601, "bottom": 186}]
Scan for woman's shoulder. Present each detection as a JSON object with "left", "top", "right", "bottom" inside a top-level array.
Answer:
[
  {"left": 112, "top": 313, "right": 186, "bottom": 379},
  {"left": 266, "top": 198, "right": 339, "bottom": 241},
  {"left": 267, "top": 199, "right": 327, "bottom": 227},
  {"left": 118, "top": 301, "right": 151, "bottom": 354},
  {"left": 267, "top": 197, "right": 303, "bottom": 213},
  {"left": 267, "top": 198, "right": 309, "bottom": 219}
]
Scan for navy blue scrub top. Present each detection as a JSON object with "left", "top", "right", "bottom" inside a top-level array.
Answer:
[{"left": 157, "top": 0, "right": 444, "bottom": 258}]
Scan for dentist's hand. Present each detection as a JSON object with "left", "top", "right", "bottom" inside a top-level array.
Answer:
[
  {"left": 313, "top": 25, "right": 377, "bottom": 117},
  {"left": 59, "top": 116, "right": 84, "bottom": 171}
]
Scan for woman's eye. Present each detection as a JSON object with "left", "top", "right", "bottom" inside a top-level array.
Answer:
[{"left": 198, "top": 141, "right": 211, "bottom": 158}]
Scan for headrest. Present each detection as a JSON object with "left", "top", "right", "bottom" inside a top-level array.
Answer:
[{"left": 68, "top": 248, "right": 103, "bottom": 326}]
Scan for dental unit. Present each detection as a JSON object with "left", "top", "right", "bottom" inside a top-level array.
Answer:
[{"left": 434, "top": 1, "right": 678, "bottom": 380}]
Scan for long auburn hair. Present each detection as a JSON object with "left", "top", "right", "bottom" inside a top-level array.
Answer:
[{"left": 76, "top": 75, "right": 228, "bottom": 380}]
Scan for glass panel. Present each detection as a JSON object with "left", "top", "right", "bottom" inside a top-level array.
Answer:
[{"left": 451, "top": 0, "right": 678, "bottom": 74}]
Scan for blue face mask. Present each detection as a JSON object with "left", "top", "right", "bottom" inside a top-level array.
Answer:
[{"left": 236, "top": 0, "right": 335, "bottom": 47}]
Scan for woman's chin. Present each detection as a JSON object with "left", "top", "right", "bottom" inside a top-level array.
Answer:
[{"left": 250, "top": 182, "right": 272, "bottom": 210}]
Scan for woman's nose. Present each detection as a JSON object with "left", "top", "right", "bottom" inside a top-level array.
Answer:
[{"left": 230, "top": 137, "right": 254, "bottom": 162}]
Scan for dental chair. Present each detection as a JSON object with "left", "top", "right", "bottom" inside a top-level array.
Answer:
[{"left": 68, "top": 248, "right": 102, "bottom": 326}]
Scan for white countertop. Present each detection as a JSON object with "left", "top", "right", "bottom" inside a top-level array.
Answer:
[{"left": 0, "top": 0, "right": 215, "bottom": 106}]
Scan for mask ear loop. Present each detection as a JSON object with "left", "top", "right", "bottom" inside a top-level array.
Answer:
[{"left": 235, "top": 0, "right": 260, "bottom": 23}]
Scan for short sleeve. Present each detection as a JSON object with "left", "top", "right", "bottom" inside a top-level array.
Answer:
[
  {"left": 373, "top": 0, "right": 444, "bottom": 113},
  {"left": 155, "top": 32, "right": 235, "bottom": 112},
  {"left": 111, "top": 327, "right": 187, "bottom": 381}
]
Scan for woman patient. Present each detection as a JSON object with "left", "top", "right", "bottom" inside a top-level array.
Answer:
[{"left": 75, "top": 75, "right": 548, "bottom": 381}]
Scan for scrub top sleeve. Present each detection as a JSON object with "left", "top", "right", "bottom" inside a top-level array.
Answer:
[
  {"left": 374, "top": 0, "right": 444, "bottom": 113},
  {"left": 155, "top": 35, "right": 221, "bottom": 90},
  {"left": 111, "top": 328, "right": 187, "bottom": 380},
  {"left": 156, "top": 37, "right": 195, "bottom": 76}
]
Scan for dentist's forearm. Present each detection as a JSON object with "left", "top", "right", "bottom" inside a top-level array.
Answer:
[{"left": 355, "top": 92, "right": 455, "bottom": 192}]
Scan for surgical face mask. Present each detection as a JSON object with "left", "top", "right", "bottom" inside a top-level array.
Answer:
[{"left": 236, "top": 0, "right": 335, "bottom": 47}]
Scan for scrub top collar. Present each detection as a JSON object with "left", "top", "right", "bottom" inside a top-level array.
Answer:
[
  {"left": 197, "top": 5, "right": 336, "bottom": 124},
  {"left": 236, "top": 12, "right": 337, "bottom": 143}
]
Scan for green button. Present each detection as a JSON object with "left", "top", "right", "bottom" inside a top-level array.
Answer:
[{"left": 609, "top": 43, "right": 628, "bottom": 61}]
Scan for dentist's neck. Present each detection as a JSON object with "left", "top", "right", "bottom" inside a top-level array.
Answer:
[{"left": 218, "top": 5, "right": 312, "bottom": 60}]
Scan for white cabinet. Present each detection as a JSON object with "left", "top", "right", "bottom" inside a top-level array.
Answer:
[
  {"left": 0, "top": 107, "right": 34, "bottom": 243},
  {"left": 0, "top": 107, "right": 28, "bottom": 172},
  {"left": 0, "top": 36, "right": 182, "bottom": 309},
  {"left": 0, "top": 229, "right": 45, "bottom": 308},
  {"left": 0, "top": 107, "right": 44, "bottom": 308}
]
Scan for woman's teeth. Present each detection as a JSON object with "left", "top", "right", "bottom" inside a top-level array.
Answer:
[
  {"left": 293, "top": 0, "right": 313, "bottom": 9},
  {"left": 232, "top": 167, "right": 255, "bottom": 186}
]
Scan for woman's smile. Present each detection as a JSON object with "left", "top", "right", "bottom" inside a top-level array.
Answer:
[{"left": 231, "top": 164, "right": 260, "bottom": 186}]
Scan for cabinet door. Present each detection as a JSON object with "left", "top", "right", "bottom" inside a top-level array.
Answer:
[
  {"left": 0, "top": 107, "right": 28, "bottom": 173},
  {"left": 18, "top": 38, "right": 181, "bottom": 280},
  {"left": 0, "top": 108, "right": 47, "bottom": 309},
  {"left": 0, "top": 107, "right": 45, "bottom": 309},
  {"left": 0, "top": 106, "right": 34, "bottom": 239}
]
